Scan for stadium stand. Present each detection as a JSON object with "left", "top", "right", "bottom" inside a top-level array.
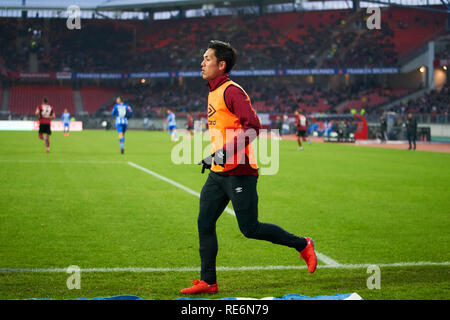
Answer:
[
  {"left": 0, "top": 7, "right": 447, "bottom": 73},
  {"left": 338, "top": 87, "right": 410, "bottom": 113},
  {"left": 435, "top": 42, "right": 450, "bottom": 60},
  {"left": 81, "top": 87, "right": 117, "bottom": 114},
  {"left": 385, "top": 7, "right": 447, "bottom": 57},
  {"left": 387, "top": 83, "right": 450, "bottom": 122},
  {"left": 0, "top": 5, "right": 448, "bottom": 121},
  {"left": 9, "top": 86, "right": 75, "bottom": 116}
]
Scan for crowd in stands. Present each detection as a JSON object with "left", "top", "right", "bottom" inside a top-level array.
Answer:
[
  {"left": 110, "top": 77, "right": 340, "bottom": 117},
  {"left": 340, "top": 86, "right": 411, "bottom": 114},
  {"left": 0, "top": 6, "right": 447, "bottom": 73},
  {"left": 41, "top": 19, "right": 133, "bottom": 72},
  {"left": 0, "top": 19, "right": 30, "bottom": 73},
  {"left": 435, "top": 42, "right": 450, "bottom": 60},
  {"left": 114, "top": 78, "right": 207, "bottom": 118},
  {"left": 384, "top": 83, "right": 450, "bottom": 123},
  {"left": 108, "top": 76, "right": 414, "bottom": 119},
  {"left": 96, "top": 76, "right": 449, "bottom": 124},
  {"left": 4, "top": 78, "right": 449, "bottom": 125},
  {"left": 1, "top": 6, "right": 449, "bottom": 122}
]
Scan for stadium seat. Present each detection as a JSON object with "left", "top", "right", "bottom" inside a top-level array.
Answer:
[
  {"left": 9, "top": 86, "right": 75, "bottom": 116},
  {"left": 81, "top": 87, "right": 117, "bottom": 114}
]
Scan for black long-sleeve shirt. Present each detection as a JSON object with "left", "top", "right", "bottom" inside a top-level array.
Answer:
[{"left": 406, "top": 117, "right": 417, "bottom": 135}]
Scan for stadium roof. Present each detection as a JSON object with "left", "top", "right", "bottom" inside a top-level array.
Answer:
[
  {"left": 97, "top": 0, "right": 270, "bottom": 11},
  {"left": 0, "top": 0, "right": 287, "bottom": 10},
  {"left": 0, "top": 0, "right": 447, "bottom": 11},
  {"left": 0, "top": 0, "right": 102, "bottom": 10}
]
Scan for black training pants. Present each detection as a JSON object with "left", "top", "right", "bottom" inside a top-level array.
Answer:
[
  {"left": 408, "top": 132, "right": 416, "bottom": 150},
  {"left": 198, "top": 171, "right": 307, "bottom": 284}
]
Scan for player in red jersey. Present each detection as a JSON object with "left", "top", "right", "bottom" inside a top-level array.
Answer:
[
  {"left": 295, "top": 109, "right": 310, "bottom": 150},
  {"left": 35, "top": 97, "right": 55, "bottom": 153},
  {"left": 186, "top": 112, "right": 194, "bottom": 138}
]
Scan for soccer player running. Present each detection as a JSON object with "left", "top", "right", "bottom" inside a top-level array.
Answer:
[
  {"left": 180, "top": 40, "right": 317, "bottom": 295},
  {"left": 167, "top": 109, "right": 178, "bottom": 141},
  {"left": 61, "top": 108, "right": 70, "bottom": 136},
  {"left": 295, "top": 109, "right": 311, "bottom": 150},
  {"left": 111, "top": 96, "right": 133, "bottom": 154},
  {"left": 186, "top": 112, "right": 194, "bottom": 138},
  {"left": 35, "top": 97, "right": 55, "bottom": 153}
]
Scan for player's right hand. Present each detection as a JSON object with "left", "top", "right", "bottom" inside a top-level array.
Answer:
[{"left": 198, "top": 154, "right": 213, "bottom": 174}]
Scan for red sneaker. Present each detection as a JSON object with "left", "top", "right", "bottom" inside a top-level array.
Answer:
[
  {"left": 180, "top": 280, "right": 218, "bottom": 294},
  {"left": 45, "top": 147, "right": 50, "bottom": 153},
  {"left": 300, "top": 237, "right": 317, "bottom": 273}
]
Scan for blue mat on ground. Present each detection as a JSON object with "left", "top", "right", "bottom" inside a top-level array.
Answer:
[
  {"left": 174, "top": 293, "right": 363, "bottom": 300},
  {"left": 27, "top": 293, "right": 362, "bottom": 300}
]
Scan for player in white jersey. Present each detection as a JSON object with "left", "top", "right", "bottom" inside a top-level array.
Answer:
[
  {"left": 61, "top": 108, "right": 70, "bottom": 136},
  {"left": 111, "top": 97, "right": 133, "bottom": 154},
  {"left": 167, "top": 109, "right": 178, "bottom": 141}
]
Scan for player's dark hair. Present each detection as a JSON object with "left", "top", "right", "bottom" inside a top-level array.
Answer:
[
  {"left": 208, "top": 40, "right": 237, "bottom": 73},
  {"left": 117, "top": 96, "right": 123, "bottom": 102},
  {"left": 43, "top": 97, "right": 48, "bottom": 103}
]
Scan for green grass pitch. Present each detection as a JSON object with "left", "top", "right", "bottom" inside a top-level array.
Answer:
[{"left": 0, "top": 130, "right": 449, "bottom": 300}]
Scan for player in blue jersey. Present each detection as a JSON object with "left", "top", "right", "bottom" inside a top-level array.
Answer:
[
  {"left": 61, "top": 108, "right": 71, "bottom": 136},
  {"left": 167, "top": 109, "right": 178, "bottom": 141},
  {"left": 111, "top": 96, "right": 133, "bottom": 154}
]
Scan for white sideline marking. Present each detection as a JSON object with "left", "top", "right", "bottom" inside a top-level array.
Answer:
[
  {"left": 127, "top": 161, "right": 201, "bottom": 199},
  {"left": 128, "top": 162, "right": 340, "bottom": 265},
  {"left": 127, "top": 161, "right": 237, "bottom": 216},
  {"left": 315, "top": 253, "right": 340, "bottom": 267},
  {"left": 0, "top": 159, "right": 340, "bottom": 266},
  {"left": 1, "top": 261, "right": 449, "bottom": 273}
]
